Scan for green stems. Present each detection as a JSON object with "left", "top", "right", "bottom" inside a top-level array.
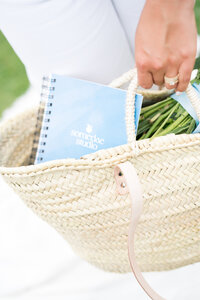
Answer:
[
  {"left": 137, "top": 97, "right": 195, "bottom": 140},
  {"left": 136, "top": 68, "right": 200, "bottom": 140}
]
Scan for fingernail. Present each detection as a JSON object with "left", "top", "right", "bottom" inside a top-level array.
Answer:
[{"left": 175, "top": 91, "right": 182, "bottom": 96}]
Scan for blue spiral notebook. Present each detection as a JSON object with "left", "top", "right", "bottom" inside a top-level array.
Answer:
[{"left": 34, "top": 74, "right": 143, "bottom": 164}]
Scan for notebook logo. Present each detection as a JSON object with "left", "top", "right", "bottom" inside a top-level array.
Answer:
[
  {"left": 70, "top": 125, "right": 104, "bottom": 151},
  {"left": 86, "top": 124, "right": 93, "bottom": 133}
]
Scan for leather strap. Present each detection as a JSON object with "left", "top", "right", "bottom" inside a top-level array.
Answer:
[{"left": 114, "top": 162, "right": 166, "bottom": 300}]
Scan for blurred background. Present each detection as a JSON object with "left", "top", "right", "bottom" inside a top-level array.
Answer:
[{"left": 0, "top": 2, "right": 199, "bottom": 118}]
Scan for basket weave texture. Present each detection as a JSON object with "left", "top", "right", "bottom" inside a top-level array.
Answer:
[{"left": 0, "top": 69, "right": 200, "bottom": 273}]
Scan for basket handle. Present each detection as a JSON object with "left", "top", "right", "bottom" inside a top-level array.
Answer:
[
  {"left": 111, "top": 68, "right": 200, "bottom": 150},
  {"left": 114, "top": 161, "right": 166, "bottom": 300}
]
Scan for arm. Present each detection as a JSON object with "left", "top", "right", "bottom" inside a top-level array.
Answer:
[{"left": 135, "top": 0, "right": 197, "bottom": 91}]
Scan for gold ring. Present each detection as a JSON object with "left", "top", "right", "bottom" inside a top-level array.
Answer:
[{"left": 164, "top": 74, "right": 179, "bottom": 86}]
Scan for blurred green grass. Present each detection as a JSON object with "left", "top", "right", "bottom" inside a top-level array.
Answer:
[
  {"left": 0, "top": 4, "right": 199, "bottom": 117},
  {"left": 195, "top": 1, "right": 200, "bottom": 30},
  {"left": 0, "top": 32, "right": 29, "bottom": 117}
]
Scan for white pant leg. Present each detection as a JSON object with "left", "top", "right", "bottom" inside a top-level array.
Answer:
[
  {"left": 0, "top": 0, "right": 137, "bottom": 88},
  {"left": 111, "top": 0, "right": 146, "bottom": 55}
]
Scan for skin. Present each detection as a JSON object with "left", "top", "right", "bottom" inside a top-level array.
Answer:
[{"left": 135, "top": 0, "right": 197, "bottom": 92}]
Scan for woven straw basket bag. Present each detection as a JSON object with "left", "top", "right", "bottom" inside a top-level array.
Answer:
[{"left": 0, "top": 68, "right": 200, "bottom": 299}]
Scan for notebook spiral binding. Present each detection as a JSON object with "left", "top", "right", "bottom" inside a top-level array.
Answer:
[{"left": 29, "top": 75, "right": 56, "bottom": 165}]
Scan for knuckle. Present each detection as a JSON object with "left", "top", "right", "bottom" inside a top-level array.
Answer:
[
  {"left": 137, "top": 59, "right": 148, "bottom": 72},
  {"left": 180, "top": 49, "right": 189, "bottom": 59},
  {"left": 180, "top": 49, "right": 194, "bottom": 60},
  {"left": 151, "top": 58, "right": 164, "bottom": 71},
  {"left": 167, "top": 55, "right": 178, "bottom": 66}
]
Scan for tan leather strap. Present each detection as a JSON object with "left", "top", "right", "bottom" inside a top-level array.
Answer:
[{"left": 114, "top": 161, "right": 166, "bottom": 300}]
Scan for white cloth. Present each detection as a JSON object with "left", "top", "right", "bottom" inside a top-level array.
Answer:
[
  {"left": 0, "top": 0, "right": 145, "bottom": 88},
  {"left": 0, "top": 1, "right": 200, "bottom": 299}
]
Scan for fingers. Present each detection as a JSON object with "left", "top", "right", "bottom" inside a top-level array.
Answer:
[
  {"left": 136, "top": 55, "right": 164, "bottom": 88},
  {"left": 137, "top": 61, "right": 194, "bottom": 92},
  {"left": 136, "top": 59, "right": 165, "bottom": 88},
  {"left": 137, "top": 70, "right": 154, "bottom": 89},
  {"left": 137, "top": 57, "right": 179, "bottom": 89},
  {"left": 152, "top": 70, "right": 165, "bottom": 86},
  {"left": 176, "top": 60, "right": 194, "bottom": 92},
  {"left": 136, "top": 56, "right": 195, "bottom": 91}
]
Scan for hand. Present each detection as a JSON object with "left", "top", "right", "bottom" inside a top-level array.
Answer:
[{"left": 135, "top": 0, "right": 197, "bottom": 92}]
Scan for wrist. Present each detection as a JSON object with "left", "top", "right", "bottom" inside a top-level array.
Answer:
[
  {"left": 144, "top": 0, "right": 195, "bottom": 22},
  {"left": 146, "top": 0, "right": 195, "bottom": 10}
]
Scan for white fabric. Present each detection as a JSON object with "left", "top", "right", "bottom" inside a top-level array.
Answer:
[
  {"left": 0, "top": 0, "right": 145, "bottom": 88},
  {"left": 0, "top": 1, "right": 200, "bottom": 299}
]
